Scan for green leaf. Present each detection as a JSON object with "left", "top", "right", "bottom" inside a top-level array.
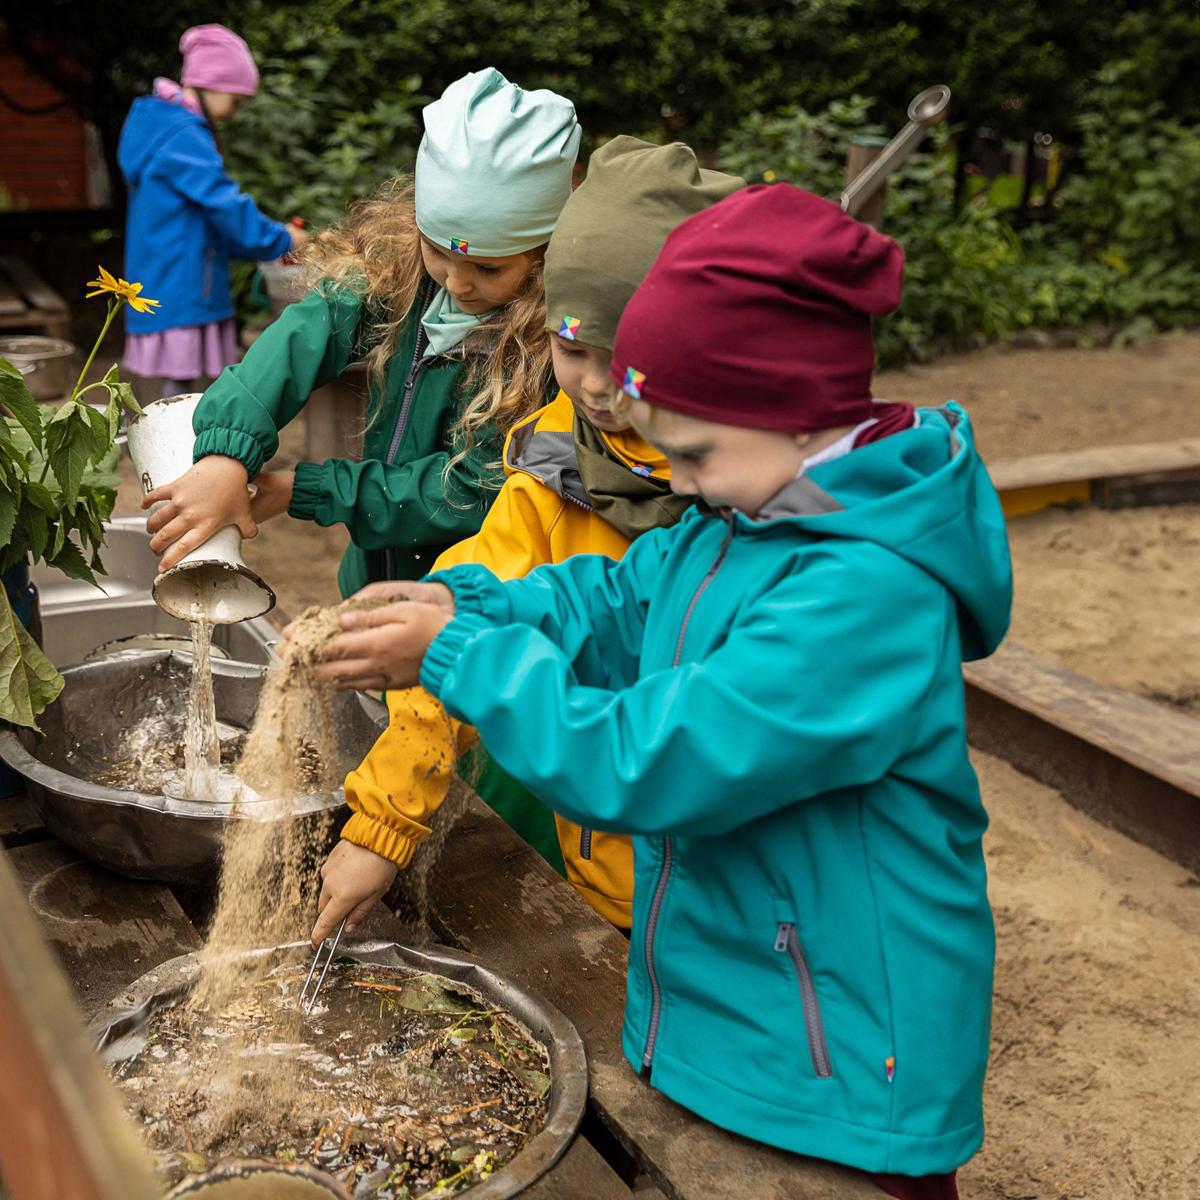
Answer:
[
  {"left": 50, "top": 515, "right": 67, "bottom": 561},
  {"left": 397, "top": 975, "right": 474, "bottom": 1014},
  {"left": 106, "top": 395, "right": 121, "bottom": 443},
  {"left": 0, "top": 357, "right": 43, "bottom": 449},
  {"left": 83, "top": 404, "right": 111, "bottom": 460},
  {"left": 24, "top": 482, "right": 56, "bottom": 514},
  {"left": 48, "top": 538, "right": 98, "bottom": 587},
  {"left": 45, "top": 410, "right": 90, "bottom": 507},
  {"left": 0, "top": 583, "right": 64, "bottom": 732},
  {"left": 109, "top": 379, "right": 143, "bottom": 416},
  {"left": 0, "top": 491, "right": 15, "bottom": 547},
  {"left": 25, "top": 509, "right": 49, "bottom": 561},
  {"left": 520, "top": 1069, "right": 551, "bottom": 1098}
]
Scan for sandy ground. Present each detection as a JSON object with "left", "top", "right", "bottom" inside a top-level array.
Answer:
[
  {"left": 965, "top": 752, "right": 1200, "bottom": 1200},
  {"left": 1006, "top": 505, "right": 1200, "bottom": 714},
  {"left": 875, "top": 330, "right": 1200, "bottom": 459}
]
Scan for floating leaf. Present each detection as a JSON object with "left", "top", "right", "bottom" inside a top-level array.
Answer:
[
  {"left": 447, "top": 1027, "right": 477, "bottom": 1041},
  {"left": 180, "top": 1152, "right": 207, "bottom": 1174},
  {"left": 520, "top": 1069, "right": 551, "bottom": 1098},
  {"left": 398, "top": 975, "right": 474, "bottom": 1015},
  {"left": 0, "top": 584, "right": 64, "bottom": 731}
]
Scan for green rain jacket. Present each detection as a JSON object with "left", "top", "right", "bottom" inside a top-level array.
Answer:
[
  {"left": 193, "top": 282, "right": 504, "bottom": 595},
  {"left": 420, "top": 405, "right": 1012, "bottom": 1175}
]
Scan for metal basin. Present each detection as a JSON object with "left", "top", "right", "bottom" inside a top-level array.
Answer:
[
  {"left": 0, "top": 650, "right": 386, "bottom": 884},
  {"left": 93, "top": 941, "right": 588, "bottom": 1200}
]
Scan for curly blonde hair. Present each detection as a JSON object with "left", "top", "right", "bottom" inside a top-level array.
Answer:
[{"left": 299, "top": 177, "right": 552, "bottom": 488}]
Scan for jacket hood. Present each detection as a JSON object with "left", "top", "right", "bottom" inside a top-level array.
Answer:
[
  {"left": 119, "top": 95, "right": 206, "bottom": 184},
  {"left": 748, "top": 403, "right": 1012, "bottom": 661}
]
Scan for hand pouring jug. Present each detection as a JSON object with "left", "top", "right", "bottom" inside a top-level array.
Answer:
[{"left": 126, "top": 394, "right": 275, "bottom": 623}]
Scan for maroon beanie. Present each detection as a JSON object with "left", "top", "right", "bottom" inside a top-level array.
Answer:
[{"left": 610, "top": 183, "right": 905, "bottom": 432}]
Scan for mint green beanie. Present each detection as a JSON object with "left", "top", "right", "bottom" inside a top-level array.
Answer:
[{"left": 415, "top": 68, "right": 581, "bottom": 259}]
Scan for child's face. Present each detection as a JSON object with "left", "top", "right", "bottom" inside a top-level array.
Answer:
[
  {"left": 628, "top": 401, "right": 833, "bottom": 514},
  {"left": 420, "top": 237, "right": 540, "bottom": 314},
  {"left": 202, "top": 91, "right": 245, "bottom": 122},
  {"left": 549, "top": 334, "right": 628, "bottom": 432}
]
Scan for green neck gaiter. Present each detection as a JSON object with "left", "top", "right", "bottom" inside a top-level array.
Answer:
[{"left": 572, "top": 412, "right": 692, "bottom": 540}]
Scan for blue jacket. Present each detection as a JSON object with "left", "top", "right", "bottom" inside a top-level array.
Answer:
[
  {"left": 421, "top": 405, "right": 1012, "bottom": 1175},
  {"left": 117, "top": 95, "right": 290, "bottom": 334}
]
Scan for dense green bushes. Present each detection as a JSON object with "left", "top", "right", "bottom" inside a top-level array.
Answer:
[
  {"left": 5, "top": 0, "right": 1199, "bottom": 360},
  {"left": 720, "top": 63, "right": 1200, "bottom": 365}
]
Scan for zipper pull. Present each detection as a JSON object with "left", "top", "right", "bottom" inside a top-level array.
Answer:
[
  {"left": 774, "top": 922, "right": 794, "bottom": 953},
  {"left": 886, "top": 1055, "right": 896, "bottom": 1083}
]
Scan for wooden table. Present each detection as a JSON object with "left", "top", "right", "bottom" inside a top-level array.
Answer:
[{"left": 0, "top": 784, "right": 876, "bottom": 1200}]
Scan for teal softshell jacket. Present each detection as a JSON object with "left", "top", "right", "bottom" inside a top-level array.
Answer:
[
  {"left": 192, "top": 283, "right": 502, "bottom": 595},
  {"left": 419, "top": 405, "right": 1013, "bottom": 1175}
]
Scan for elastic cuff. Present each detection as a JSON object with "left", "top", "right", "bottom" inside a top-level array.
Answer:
[
  {"left": 420, "top": 611, "right": 492, "bottom": 699},
  {"left": 428, "top": 564, "right": 511, "bottom": 622},
  {"left": 193, "top": 427, "right": 269, "bottom": 479},
  {"left": 340, "top": 811, "right": 429, "bottom": 868},
  {"left": 288, "top": 460, "right": 326, "bottom": 522}
]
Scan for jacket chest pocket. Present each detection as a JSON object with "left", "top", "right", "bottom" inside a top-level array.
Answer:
[{"left": 775, "top": 921, "right": 834, "bottom": 1078}]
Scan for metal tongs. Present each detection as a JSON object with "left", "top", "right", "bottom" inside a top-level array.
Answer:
[
  {"left": 835, "top": 84, "right": 952, "bottom": 216},
  {"left": 299, "top": 917, "right": 346, "bottom": 1013}
]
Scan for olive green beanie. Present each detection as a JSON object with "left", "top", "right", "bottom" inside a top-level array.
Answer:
[{"left": 544, "top": 136, "right": 743, "bottom": 351}]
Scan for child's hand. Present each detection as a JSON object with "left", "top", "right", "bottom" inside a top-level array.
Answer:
[
  {"left": 314, "top": 601, "right": 454, "bottom": 692},
  {"left": 310, "top": 839, "right": 398, "bottom": 947},
  {"left": 249, "top": 470, "right": 295, "bottom": 524},
  {"left": 349, "top": 580, "right": 456, "bottom": 613},
  {"left": 143, "top": 455, "right": 257, "bottom": 572}
]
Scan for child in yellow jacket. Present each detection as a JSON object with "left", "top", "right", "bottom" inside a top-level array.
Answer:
[{"left": 309, "top": 138, "right": 743, "bottom": 943}]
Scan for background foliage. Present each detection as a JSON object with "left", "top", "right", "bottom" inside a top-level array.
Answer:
[{"left": 3, "top": 0, "right": 1199, "bottom": 359}]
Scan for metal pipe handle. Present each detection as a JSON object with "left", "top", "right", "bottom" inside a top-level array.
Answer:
[{"left": 837, "top": 84, "right": 952, "bottom": 216}]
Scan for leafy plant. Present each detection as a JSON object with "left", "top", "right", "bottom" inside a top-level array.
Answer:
[{"left": 0, "top": 268, "right": 150, "bottom": 730}]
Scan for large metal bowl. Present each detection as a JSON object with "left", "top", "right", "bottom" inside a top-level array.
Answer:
[
  {"left": 0, "top": 650, "right": 386, "bottom": 884},
  {"left": 93, "top": 941, "right": 588, "bottom": 1200}
]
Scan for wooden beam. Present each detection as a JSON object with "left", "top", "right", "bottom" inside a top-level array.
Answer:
[
  {"left": 992, "top": 441, "right": 1200, "bottom": 517},
  {"left": 966, "top": 641, "right": 1200, "bottom": 872},
  {"left": 0, "top": 255, "right": 69, "bottom": 313},
  {"left": 0, "top": 847, "right": 161, "bottom": 1200}
]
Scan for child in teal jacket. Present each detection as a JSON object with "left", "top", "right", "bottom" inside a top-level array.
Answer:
[{"left": 314, "top": 185, "right": 1013, "bottom": 1196}]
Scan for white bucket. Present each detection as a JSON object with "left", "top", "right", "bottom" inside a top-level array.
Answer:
[{"left": 126, "top": 394, "right": 275, "bottom": 624}]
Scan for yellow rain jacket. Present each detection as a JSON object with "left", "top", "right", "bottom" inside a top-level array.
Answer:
[{"left": 340, "top": 390, "right": 670, "bottom": 928}]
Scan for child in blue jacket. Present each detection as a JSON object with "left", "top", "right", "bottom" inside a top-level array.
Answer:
[
  {"left": 118, "top": 24, "right": 301, "bottom": 399},
  {"left": 314, "top": 184, "right": 1013, "bottom": 1198}
]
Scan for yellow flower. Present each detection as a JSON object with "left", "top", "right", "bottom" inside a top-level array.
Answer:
[
  {"left": 86, "top": 265, "right": 161, "bottom": 314},
  {"left": 762, "top": 169, "right": 777, "bottom": 182}
]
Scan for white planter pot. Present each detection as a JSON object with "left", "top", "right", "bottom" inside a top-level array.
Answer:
[{"left": 126, "top": 394, "right": 275, "bottom": 624}]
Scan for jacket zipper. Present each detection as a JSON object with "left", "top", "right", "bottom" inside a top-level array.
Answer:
[
  {"left": 775, "top": 921, "right": 834, "bottom": 1078},
  {"left": 382, "top": 292, "right": 434, "bottom": 578},
  {"left": 579, "top": 826, "right": 592, "bottom": 860},
  {"left": 642, "top": 514, "right": 736, "bottom": 1070}
]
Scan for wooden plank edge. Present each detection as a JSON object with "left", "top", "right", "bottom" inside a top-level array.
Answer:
[
  {"left": 966, "top": 645, "right": 1200, "bottom": 873},
  {"left": 0, "top": 847, "right": 161, "bottom": 1200}
]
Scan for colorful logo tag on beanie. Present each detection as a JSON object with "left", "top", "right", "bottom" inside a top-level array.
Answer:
[
  {"left": 449, "top": 238, "right": 469, "bottom": 255},
  {"left": 558, "top": 316, "right": 581, "bottom": 341},
  {"left": 622, "top": 367, "right": 646, "bottom": 399}
]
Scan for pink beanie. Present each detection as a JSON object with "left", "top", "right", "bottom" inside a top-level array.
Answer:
[{"left": 179, "top": 25, "right": 259, "bottom": 97}]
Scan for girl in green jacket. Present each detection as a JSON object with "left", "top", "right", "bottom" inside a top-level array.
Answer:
[{"left": 143, "top": 67, "right": 580, "bottom": 597}]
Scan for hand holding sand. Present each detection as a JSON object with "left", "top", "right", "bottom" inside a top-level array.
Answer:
[
  {"left": 144, "top": 454, "right": 258, "bottom": 572},
  {"left": 314, "top": 598, "right": 455, "bottom": 692},
  {"left": 310, "top": 839, "right": 398, "bottom": 946}
]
